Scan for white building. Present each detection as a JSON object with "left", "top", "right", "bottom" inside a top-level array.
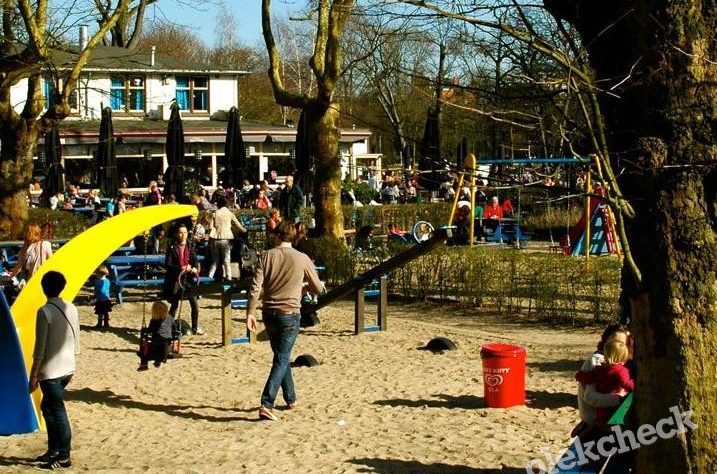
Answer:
[{"left": 9, "top": 37, "right": 380, "bottom": 191}]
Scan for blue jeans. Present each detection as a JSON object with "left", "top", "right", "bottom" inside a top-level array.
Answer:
[
  {"left": 40, "top": 374, "right": 73, "bottom": 458},
  {"left": 260, "top": 311, "right": 300, "bottom": 408}
]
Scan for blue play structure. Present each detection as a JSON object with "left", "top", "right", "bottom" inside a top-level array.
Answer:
[
  {"left": 570, "top": 203, "right": 618, "bottom": 256},
  {"left": 0, "top": 288, "right": 39, "bottom": 435}
]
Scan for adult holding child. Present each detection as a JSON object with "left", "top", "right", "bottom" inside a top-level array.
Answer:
[
  {"left": 573, "top": 324, "right": 633, "bottom": 439},
  {"left": 246, "top": 221, "right": 325, "bottom": 421}
]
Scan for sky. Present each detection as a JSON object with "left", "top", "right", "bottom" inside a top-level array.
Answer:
[{"left": 156, "top": 1, "right": 298, "bottom": 47}]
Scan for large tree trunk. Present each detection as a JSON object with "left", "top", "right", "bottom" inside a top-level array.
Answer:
[
  {"left": 0, "top": 121, "right": 39, "bottom": 237},
  {"left": 307, "top": 101, "right": 344, "bottom": 240},
  {"left": 545, "top": 1, "right": 716, "bottom": 472}
]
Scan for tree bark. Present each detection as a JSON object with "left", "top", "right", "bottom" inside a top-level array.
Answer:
[
  {"left": 0, "top": 120, "right": 39, "bottom": 237},
  {"left": 307, "top": 102, "right": 344, "bottom": 239},
  {"left": 544, "top": 1, "right": 717, "bottom": 472}
]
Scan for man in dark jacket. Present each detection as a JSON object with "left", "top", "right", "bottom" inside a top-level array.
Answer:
[
  {"left": 278, "top": 176, "right": 304, "bottom": 224},
  {"left": 164, "top": 224, "right": 203, "bottom": 335}
]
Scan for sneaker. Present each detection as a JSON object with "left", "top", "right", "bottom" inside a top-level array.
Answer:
[
  {"left": 40, "top": 457, "right": 71, "bottom": 470},
  {"left": 286, "top": 402, "right": 298, "bottom": 411},
  {"left": 32, "top": 452, "right": 58, "bottom": 464},
  {"left": 258, "top": 406, "right": 279, "bottom": 421},
  {"left": 137, "top": 365, "right": 149, "bottom": 372},
  {"left": 192, "top": 327, "right": 206, "bottom": 336}
]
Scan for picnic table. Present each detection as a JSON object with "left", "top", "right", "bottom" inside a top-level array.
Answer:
[
  {"left": 484, "top": 218, "right": 532, "bottom": 247},
  {"left": 106, "top": 254, "right": 210, "bottom": 303},
  {"left": 0, "top": 239, "right": 68, "bottom": 268}
]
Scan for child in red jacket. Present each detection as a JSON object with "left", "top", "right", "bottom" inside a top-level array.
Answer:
[{"left": 575, "top": 339, "right": 634, "bottom": 427}]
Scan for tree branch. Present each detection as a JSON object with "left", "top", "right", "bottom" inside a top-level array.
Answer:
[{"left": 261, "top": 0, "right": 311, "bottom": 108}]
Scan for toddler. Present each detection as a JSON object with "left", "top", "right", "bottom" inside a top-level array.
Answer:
[
  {"left": 138, "top": 302, "right": 173, "bottom": 371},
  {"left": 93, "top": 265, "right": 113, "bottom": 328},
  {"left": 575, "top": 339, "right": 634, "bottom": 427}
]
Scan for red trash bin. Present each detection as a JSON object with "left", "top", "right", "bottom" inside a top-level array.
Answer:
[{"left": 480, "top": 343, "right": 526, "bottom": 408}]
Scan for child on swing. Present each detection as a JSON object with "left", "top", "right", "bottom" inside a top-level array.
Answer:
[{"left": 137, "top": 301, "right": 173, "bottom": 371}]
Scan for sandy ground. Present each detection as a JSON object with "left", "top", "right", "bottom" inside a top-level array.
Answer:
[{"left": 0, "top": 292, "right": 602, "bottom": 473}]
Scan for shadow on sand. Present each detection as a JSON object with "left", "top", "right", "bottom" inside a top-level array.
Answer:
[
  {"left": 65, "top": 387, "right": 259, "bottom": 423},
  {"left": 347, "top": 458, "right": 525, "bottom": 473},
  {"left": 373, "top": 390, "right": 574, "bottom": 411}
]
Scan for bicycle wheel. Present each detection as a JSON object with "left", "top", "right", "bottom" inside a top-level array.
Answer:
[{"left": 412, "top": 221, "right": 434, "bottom": 243}]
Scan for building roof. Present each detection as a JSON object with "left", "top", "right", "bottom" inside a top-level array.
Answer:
[
  {"left": 79, "top": 46, "right": 250, "bottom": 75},
  {"left": 57, "top": 118, "right": 372, "bottom": 145},
  {"left": 4, "top": 42, "right": 249, "bottom": 75}
]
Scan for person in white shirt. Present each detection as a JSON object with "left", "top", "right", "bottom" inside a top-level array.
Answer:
[
  {"left": 207, "top": 195, "right": 247, "bottom": 281},
  {"left": 29, "top": 271, "right": 80, "bottom": 469}
]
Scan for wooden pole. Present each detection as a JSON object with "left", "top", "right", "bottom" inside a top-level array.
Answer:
[
  {"left": 448, "top": 172, "right": 465, "bottom": 226},
  {"left": 354, "top": 287, "right": 365, "bottom": 335},
  {"left": 221, "top": 289, "right": 232, "bottom": 347},
  {"left": 378, "top": 276, "right": 388, "bottom": 331},
  {"left": 467, "top": 153, "right": 476, "bottom": 247}
]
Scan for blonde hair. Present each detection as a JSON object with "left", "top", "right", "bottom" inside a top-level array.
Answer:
[
  {"left": 23, "top": 223, "right": 42, "bottom": 246},
  {"left": 151, "top": 301, "right": 169, "bottom": 320},
  {"left": 603, "top": 340, "right": 629, "bottom": 365}
]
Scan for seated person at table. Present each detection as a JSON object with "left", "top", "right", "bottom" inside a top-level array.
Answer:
[
  {"left": 482, "top": 196, "right": 503, "bottom": 233},
  {"left": 355, "top": 225, "right": 375, "bottom": 250},
  {"left": 138, "top": 302, "right": 173, "bottom": 371},
  {"left": 387, "top": 223, "right": 408, "bottom": 243},
  {"left": 501, "top": 197, "right": 514, "bottom": 217}
]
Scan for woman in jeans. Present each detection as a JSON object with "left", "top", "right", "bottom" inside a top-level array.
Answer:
[{"left": 207, "top": 195, "right": 247, "bottom": 282}]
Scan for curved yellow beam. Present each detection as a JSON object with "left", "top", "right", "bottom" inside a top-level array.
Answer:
[{"left": 11, "top": 204, "right": 198, "bottom": 427}]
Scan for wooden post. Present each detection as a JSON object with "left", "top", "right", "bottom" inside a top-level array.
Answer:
[
  {"left": 378, "top": 276, "right": 388, "bottom": 331},
  {"left": 585, "top": 169, "right": 591, "bottom": 270},
  {"left": 354, "top": 287, "right": 365, "bottom": 334},
  {"left": 221, "top": 289, "right": 232, "bottom": 347}
]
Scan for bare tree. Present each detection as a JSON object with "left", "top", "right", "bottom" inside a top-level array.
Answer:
[
  {"left": 396, "top": 1, "right": 717, "bottom": 472},
  {"left": 0, "top": 0, "right": 131, "bottom": 236},
  {"left": 262, "top": 0, "right": 355, "bottom": 240}
]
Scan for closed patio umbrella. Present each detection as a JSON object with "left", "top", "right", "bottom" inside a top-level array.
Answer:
[
  {"left": 418, "top": 106, "right": 446, "bottom": 191},
  {"left": 456, "top": 136, "right": 468, "bottom": 172},
  {"left": 294, "top": 108, "right": 313, "bottom": 193},
  {"left": 40, "top": 125, "right": 64, "bottom": 206},
  {"left": 221, "top": 106, "right": 247, "bottom": 188},
  {"left": 96, "top": 107, "right": 118, "bottom": 197},
  {"left": 163, "top": 101, "right": 185, "bottom": 199}
]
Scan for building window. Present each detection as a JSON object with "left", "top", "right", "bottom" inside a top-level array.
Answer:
[
  {"left": 176, "top": 76, "right": 208, "bottom": 112},
  {"left": 110, "top": 75, "right": 145, "bottom": 112},
  {"left": 43, "top": 76, "right": 79, "bottom": 113}
]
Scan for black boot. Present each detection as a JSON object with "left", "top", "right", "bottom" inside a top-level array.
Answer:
[
  {"left": 94, "top": 316, "right": 103, "bottom": 329},
  {"left": 103, "top": 314, "right": 111, "bottom": 328}
]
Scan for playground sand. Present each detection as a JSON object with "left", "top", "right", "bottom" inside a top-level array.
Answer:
[{"left": 0, "top": 295, "right": 601, "bottom": 473}]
